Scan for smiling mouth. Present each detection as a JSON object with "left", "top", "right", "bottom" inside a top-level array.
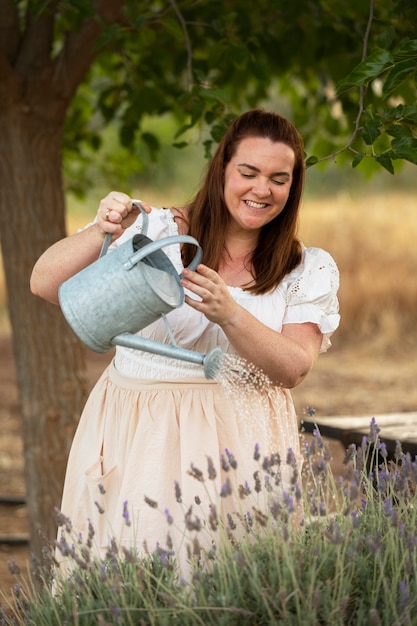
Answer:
[{"left": 245, "top": 200, "right": 268, "bottom": 209}]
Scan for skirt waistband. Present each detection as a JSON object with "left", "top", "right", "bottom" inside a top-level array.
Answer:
[{"left": 108, "top": 358, "right": 218, "bottom": 391}]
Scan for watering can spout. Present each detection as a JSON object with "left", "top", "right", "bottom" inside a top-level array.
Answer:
[{"left": 111, "top": 334, "right": 224, "bottom": 380}]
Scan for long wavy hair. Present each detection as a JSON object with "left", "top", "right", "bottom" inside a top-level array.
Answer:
[{"left": 179, "top": 109, "right": 304, "bottom": 294}]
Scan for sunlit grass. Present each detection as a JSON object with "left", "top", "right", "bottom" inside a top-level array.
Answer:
[{"left": 298, "top": 191, "right": 417, "bottom": 351}]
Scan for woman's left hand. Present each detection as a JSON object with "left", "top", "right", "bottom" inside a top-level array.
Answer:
[
  {"left": 181, "top": 265, "right": 238, "bottom": 326},
  {"left": 181, "top": 264, "right": 323, "bottom": 389}
]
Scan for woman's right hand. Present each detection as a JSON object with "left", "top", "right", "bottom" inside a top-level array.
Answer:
[
  {"left": 30, "top": 191, "right": 153, "bottom": 305},
  {"left": 96, "top": 191, "right": 152, "bottom": 241}
]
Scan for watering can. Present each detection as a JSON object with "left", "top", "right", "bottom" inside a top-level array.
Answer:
[{"left": 58, "top": 204, "right": 223, "bottom": 379}]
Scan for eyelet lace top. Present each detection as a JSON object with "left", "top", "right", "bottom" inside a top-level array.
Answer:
[{"left": 108, "top": 207, "right": 340, "bottom": 379}]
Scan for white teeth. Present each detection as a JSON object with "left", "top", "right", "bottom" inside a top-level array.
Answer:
[{"left": 245, "top": 200, "right": 267, "bottom": 208}]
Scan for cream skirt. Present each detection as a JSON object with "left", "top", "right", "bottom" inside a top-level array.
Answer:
[{"left": 57, "top": 359, "right": 302, "bottom": 572}]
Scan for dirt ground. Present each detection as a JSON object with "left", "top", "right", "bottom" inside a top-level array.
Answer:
[{"left": 1, "top": 332, "right": 417, "bottom": 602}]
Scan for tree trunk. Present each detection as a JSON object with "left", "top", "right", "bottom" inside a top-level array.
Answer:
[{"left": 0, "top": 100, "right": 88, "bottom": 562}]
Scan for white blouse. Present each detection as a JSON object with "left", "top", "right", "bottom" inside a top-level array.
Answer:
[{"left": 109, "top": 207, "right": 340, "bottom": 379}]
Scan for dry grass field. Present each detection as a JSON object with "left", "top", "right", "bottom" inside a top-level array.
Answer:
[{"left": 1, "top": 190, "right": 417, "bottom": 599}]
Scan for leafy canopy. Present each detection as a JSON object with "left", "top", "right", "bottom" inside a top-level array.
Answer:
[{"left": 38, "top": 0, "right": 416, "bottom": 183}]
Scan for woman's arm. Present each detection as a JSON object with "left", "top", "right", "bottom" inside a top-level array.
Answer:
[
  {"left": 181, "top": 264, "right": 323, "bottom": 388},
  {"left": 30, "top": 192, "right": 149, "bottom": 305}
]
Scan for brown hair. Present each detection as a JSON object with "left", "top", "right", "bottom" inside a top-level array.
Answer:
[{"left": 180, "top": 109, "right": 304, "bottom": 294}]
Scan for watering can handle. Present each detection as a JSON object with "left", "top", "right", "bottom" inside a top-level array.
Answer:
[
  {"left": 99, "top": 202, "right": 149, "bottom": 259},
  {"left": 122, "top": 234, "right": 203, "bottom": 273}
]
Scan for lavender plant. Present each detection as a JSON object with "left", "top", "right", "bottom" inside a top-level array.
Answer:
[{"left": 2, "top": 418, "right": 417, "bottom": 625}]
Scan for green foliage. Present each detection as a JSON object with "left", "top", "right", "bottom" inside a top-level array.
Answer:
[
  {"left": 53, "top": 0, "right": 416, "bottom": 193},
  {"left": 3, "top": 421, "right": 417, "bottom": 625},
  {"left": 8, "top": 0, "right": 417, "bottom": 189}
]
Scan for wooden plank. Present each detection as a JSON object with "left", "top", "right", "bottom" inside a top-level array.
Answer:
[
  {"left": 0, "top": 495, "right": 26, "bottom": 505},
  {"left": 301, "top": 412, "right": 417, "bottom": 456},
  {"left": 0, "top": 534, "right": 29, "bottom": 545}
]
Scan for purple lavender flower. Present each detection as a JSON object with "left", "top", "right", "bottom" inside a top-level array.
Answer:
[
  {"left": 343, "top": 444, "right": 357, "bottom": 465},
  {"left": 313, "top": 428, "right": 324, "bottom": 449},
  {"left": 245, "top": 511, "right": 253, "bottom": 530},
  {"left": 221, "top": 454, "right": 230, "bottom": 472},
  {"left": 206, "top": 455, "right": 217, "bottom": 480},
  {"left": 253, "top": 470, "right": 262, "bottom": 493},
  {"left": 7, "top": 560, "right": 21, "bottom": 576},
  {"left": 368, "top": 417, "right": 381, "bottom": 444},
  {"left": 384, "top": 498, "right": 393, "bottom": 516},
  {"left": 398, "top": 580, "right": 410, "bottom": 615},
  {"left": 184, "top": 506, "right": 202, "bottom": 531},
  {"left": 144, "top": 495, "right": 158, "bottom": 509},
  {"left": 226, "top": 448, "right": 238, "bottom": 469},
  {"left": 227, "top": 513, "right": 237, "bottom": 530},
  {"left": 123, "top": 500, "right": 131, "bottom": 526},
  {"left": 174, "top": 480, "right": 182, "bottom": 503},
  {"left": 208, "top": 504, "right": 219, "bottom": 530},
  {"left": 239, "top": 481, "right": 251, "bottom": 499},
  {"left": 220, "top": 477, "right": 233, "bottom": 498},
  {"left": 286, "top": 448, "right": 297, "bottom": 468},
  {"left": 94, "top": 501, "right": 105, "bottom": 515},
  {"left": 351, "top": 511, "right": 361, "bottom": 529},
  {"left": 394, "top": 440, "right": 403, "bottom": 461},
  {"left": 283, "top": 492, "right": 295, "bottom": 513},
  {"left": 379, "top": 442, "right": 388, "bottom": 459},
  {"left": 188, "top": 463, "right": 204, "bottom": 482}
]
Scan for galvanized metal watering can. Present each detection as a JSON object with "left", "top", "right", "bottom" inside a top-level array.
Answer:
[{"left": 58, "top": 204, "right": 223, "bottom": 379}]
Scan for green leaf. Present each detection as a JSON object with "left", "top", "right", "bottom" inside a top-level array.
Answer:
[
  {"left": 120, "top": 124, "right": 136, "bottom": 147},
  {"left": 210, "top": 124, "right": 228, "bottom": 143},
  {"left": 141, "top": 132, "right": 160, "bottom": 159},
  {"left": 305, "top": 155, "right": 319, "bottom": 168},
  {"left": 391, "top": 136, "right": 417, "bottom": 165},
  {"left": 365, "top": 104, "right": 376, "bottom": 120},
  {"left": 203, "top": 139, "right": 213, "bottom": 160},
  {"left": 336, "top": 49, "right": 394, "bottom": 94},
  {"left": 352, "top": 152, "right": 365, "bottom": 168},
  {"left": 361, "top": 120, "right": 381, "bottom": 145},
  {"left": 377, "top": 27, "right": 396, "bottom": 50},
  {"left": 94, "top": 24, "right": 122, "bottom": 51},
  {"left": 382, "top": 60, "right": 417, "bottom": 98},
  {"left": 198, "top": 88, "right": 230, "bottom": 103},
  {"left": 374, "top": 153, "right": 395, "bottom": 174},
  {"left": 385, "top": 123, "right": 414, "bottom": 139},
  {"left": 393, "top": 39, "right": 417, "bottom": 58},
  {"left": 174, "top": 123, "right": 194, "bottom": 139}
]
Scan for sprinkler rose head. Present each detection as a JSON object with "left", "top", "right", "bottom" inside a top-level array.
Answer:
[{"left": 203, "top": 347, "right": 224, "bottom": 380}]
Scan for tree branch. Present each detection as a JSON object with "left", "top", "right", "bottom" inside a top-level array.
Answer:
[
  {"left": 52, "top": 0, "right": 126, "bottom": 102},
  {"left": 169, "top": 0, "right": 194, "bottom": 91},
  {"left": 14, "top": 1, "right": 56, "bottom": 76},
  {"left": 0, "top": 0, "right": 20, "bottom": 62},
  {"left": 308, "top": 0, "right": 375, "bottom": 167}
]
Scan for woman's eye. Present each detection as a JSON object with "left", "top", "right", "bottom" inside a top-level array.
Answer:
[{"left": 241, "top": 172, "right": 255, "bottom": 178}]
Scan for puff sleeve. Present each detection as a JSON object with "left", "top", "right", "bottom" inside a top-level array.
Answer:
[{"left": 281, "top": 247, "right": 340, "bottom": 352}]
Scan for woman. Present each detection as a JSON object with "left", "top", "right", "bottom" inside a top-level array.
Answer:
[{"left": 31, "top": 109, "right": 340, "bottom": 569}]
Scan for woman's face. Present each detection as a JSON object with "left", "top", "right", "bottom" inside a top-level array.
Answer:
[{"left": 223, "top": 136, "right": 295, "bottom": 236}]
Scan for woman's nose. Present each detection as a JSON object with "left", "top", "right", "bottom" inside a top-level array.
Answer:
[{"left": 252, "top": 178, "right": 271, "bottom": 197}]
